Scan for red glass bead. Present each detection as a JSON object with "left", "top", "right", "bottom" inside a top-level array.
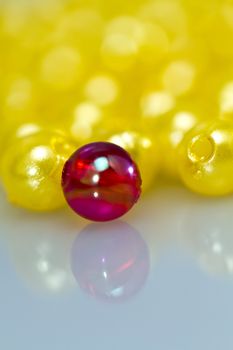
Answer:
[{"left": 62, "top": 142, "right": 142, "bottom": 221}]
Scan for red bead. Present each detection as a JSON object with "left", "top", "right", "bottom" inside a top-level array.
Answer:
[{"left": 62, "top": 142, "right": 142, "bottom": 221}]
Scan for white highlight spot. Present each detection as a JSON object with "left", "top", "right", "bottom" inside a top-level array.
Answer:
[
  {"left": 93, "top": 191, "right": 99, "bottom": 198},
  {"left": 128, "top": 166, "right": 134, "bottom": 175},
  {"left": 94, "top": 157, "right": 109, "bottom": 171},
  {"left": 92, "top": 174, "right": 100, "bottom": 184}
]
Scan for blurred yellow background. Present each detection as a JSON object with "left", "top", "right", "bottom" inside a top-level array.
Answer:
[{"left": 1, "top": 0, "right": 233, "bottom": 211}]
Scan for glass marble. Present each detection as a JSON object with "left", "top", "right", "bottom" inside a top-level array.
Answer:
[
  {"left": 62, "top": 142, "right": 142, "bottom": 222},
  {"left": 0, "top": 128, "right": 77, "bottom": 211},
  {"left": 177, "top": 120, "right": 233, "bottom": 196}
]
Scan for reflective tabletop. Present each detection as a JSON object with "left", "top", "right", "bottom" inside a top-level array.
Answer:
[{"left": 1, "top": 184, "right": 233, "bottom": 350}]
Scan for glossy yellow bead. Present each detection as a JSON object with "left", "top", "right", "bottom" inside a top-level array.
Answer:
[
  {"left": 177, "top": 120, "right": 233, "bottom": 196},
  {"left": 156, "top": 102, "right": 212, "bottom": 179},
  {"left": 0, "top": 128, "right": 76, "bottom": 211}
]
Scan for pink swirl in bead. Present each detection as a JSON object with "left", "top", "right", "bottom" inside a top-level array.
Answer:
[{"left": 62, "top": 142, "right": 142, "bottom": 221}]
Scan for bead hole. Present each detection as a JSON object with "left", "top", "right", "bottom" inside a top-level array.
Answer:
[{"left": 188, "top": 135, "right": 215, "bottom": 163}]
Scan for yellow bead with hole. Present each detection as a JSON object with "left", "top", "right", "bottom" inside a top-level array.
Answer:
[
  {"left": 157, "top": 103, "right": 212, "bottom": 179},
  {"left": 0, "top": 128, "right": 76, "bottom": 211},
  {"left": 177, "top": 120, "right": 233, "bottom": 196}
]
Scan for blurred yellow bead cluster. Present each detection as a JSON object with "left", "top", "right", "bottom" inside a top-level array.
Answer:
[{"left": 1, "top": 0, "right": 233, "bottom": 211}]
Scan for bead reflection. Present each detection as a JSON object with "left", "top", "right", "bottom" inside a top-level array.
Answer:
[
  {"left": 1, "top": 207, "right": 77, "bottom": 294},
  {"left": 71, "top": 221, "right": 150, "bottom": 302},
  {"left": 180, "top": 195, "right": 233, "bottom": 278}
]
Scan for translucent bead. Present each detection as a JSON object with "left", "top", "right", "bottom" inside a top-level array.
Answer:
[
  {"left": 177, "top": 120, "right": 233, "bottom": 196},
  {"left": 0, "top": 128, "right": 76, "bottom": 211},
  {"left": 62, "top": 142, "right": 141, "bottom": 222}
]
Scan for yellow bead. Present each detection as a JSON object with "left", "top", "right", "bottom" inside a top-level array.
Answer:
[
  {"left": 0, "top": 128, "right": 77, "bottom": 211},
  {"left": 101, "top": 16, "right": 144, "bottom": 71},
  {"left": 111, "top": 131, "right": 160, "bottom": 192},
  {"left": 84, "top": 73, "right": 119, "bottom": 106},
  {"left": 92, "top": 126, "right": 160, "bottom": 192},
  {"left": 162, "top": 60, "right": 196, "bottom": 96},
  {"left": 157, "top": 104, "right": 211, "bottom": 178},
  {"left": 141, "top": 90, "right": 176, "bottom": 121},
  {"left": 177, "top": 120, "right": 233, "bottom": 196},
  {"left": 68, "top": 101, "right": 104, "bottom": 143},
  {"left": 40, "top": 46, "right": 82, "bottom": 90}
]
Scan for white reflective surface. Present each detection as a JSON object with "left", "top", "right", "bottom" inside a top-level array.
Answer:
[{"left": 1, "top": 185, "right": 233, "bottom": 349}]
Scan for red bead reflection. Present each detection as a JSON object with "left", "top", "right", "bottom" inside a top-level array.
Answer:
[{"left": 71, "top": 222, "right": 150, "bottom": 302}]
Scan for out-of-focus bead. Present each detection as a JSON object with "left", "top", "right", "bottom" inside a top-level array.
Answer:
[
  {"left": 141, "top": 90, "right": 176, "bottom": 121},
  {"left": 52, "top": 8, "right": 104, "bottom": 53},
  {"left": 157, "top": 106, "right": 210, "bottom": 178},
  {"left": 93, "top": 128, "right": 160, "bottom": 191},
  {"left": 139, "top": 0, "right": 187, "bottom": 38},
  {"left": 62, "top": 142, "right": 142, "bottom": 222},
  {"left": 69, "top": 101, "right": 103, "bottom": 143},
  {"left": 177, "top": 120, "right": 233, "bottom": 196},
  {"left": 0, "top": 123, "right": 42, "bottom": 159},
  {"left": 0, "top": 128, "right": 77, "bottom": 211},
  {"left": 219, "top": 81, "right": 233, "bottom": 118},
  {"left": 101, "top": 16, "right": 144, "bottom": 71},
  {"left": 137, "top": 22, "right": 169, "bottom": 64},
  {"left": 204, "top": 6, "right": 233, "bottom": 58},
  {"left": 40, "top": 46, "right": 82, "bottom": 90},
  {"left": 162, "top": 60, "right": 196, "bottom": 96},
  {"left": 84, "top": 73, "right": 119, "bottom": 106}
]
